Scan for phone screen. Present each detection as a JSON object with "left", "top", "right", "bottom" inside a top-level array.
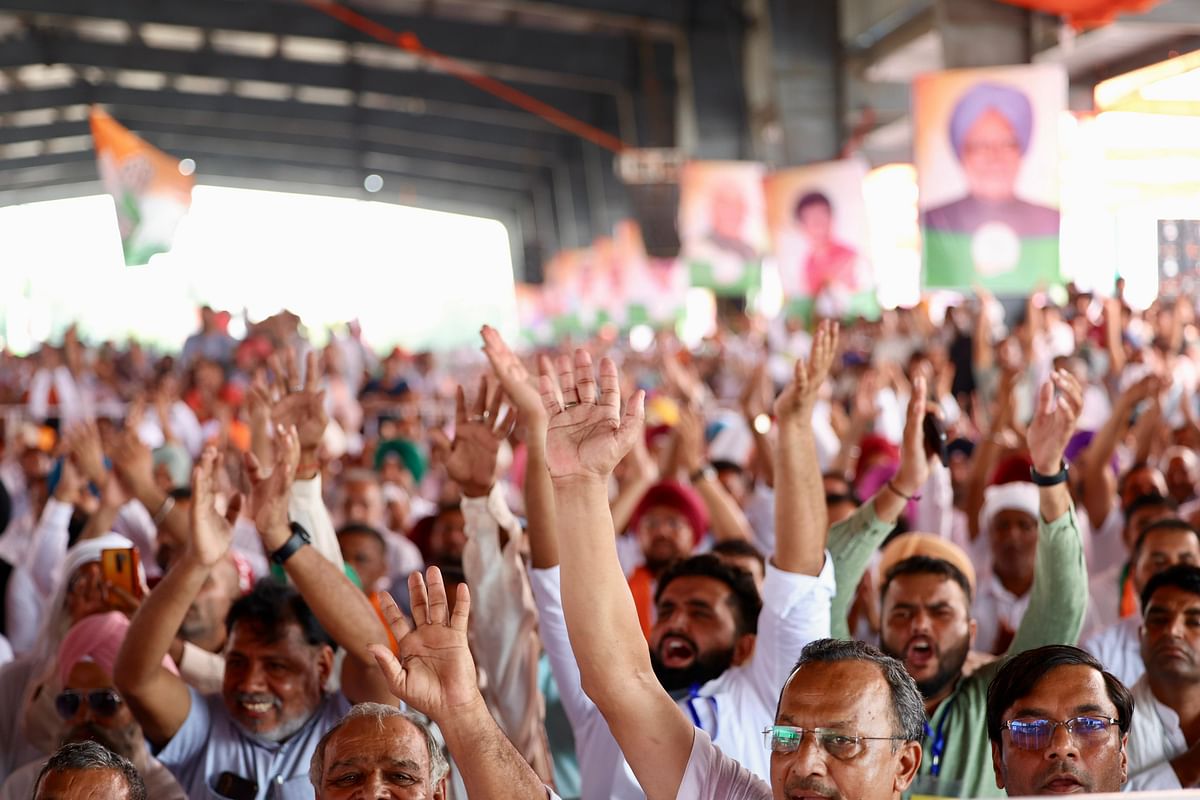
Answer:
[{"left": 100, "top": 548, "right": 142, "bottom": 599}]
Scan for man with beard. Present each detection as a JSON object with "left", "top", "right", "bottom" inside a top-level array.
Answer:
[
  {"left": 830, "top": 368, "right": 1087, "bottom": 798},
  {"left": 986, "top": 645, "right": 1130, "bottom": 795},
  {"left": 1125, "top": 565, "right": 1200, "bottom": 789},
  {"left": 116, "top": 436, "right": 395, "bottom": 799},
  {"left": 539, "top": 331, "right": 924, "bottom": 800},
  {"left": 0, "top": 612, "right": 185, "bottom": 799},
  {"left": 526, "top": 322, "right": 840, "bottom": 796}
]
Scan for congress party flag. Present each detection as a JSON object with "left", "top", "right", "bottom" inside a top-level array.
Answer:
[{"left": 90, "top": 106, "right": 194, "bottom": 266}]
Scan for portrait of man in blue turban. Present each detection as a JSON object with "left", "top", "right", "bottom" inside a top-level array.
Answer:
[{"left": 924, "top": 82, "right": 1060, "bottom": 237}]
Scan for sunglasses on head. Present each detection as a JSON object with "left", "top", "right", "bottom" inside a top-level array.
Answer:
[{"left": 55, "top": 689, "right": 123, "bottom": 719}]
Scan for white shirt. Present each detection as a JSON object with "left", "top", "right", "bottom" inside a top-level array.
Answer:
[
  {"left": 973, "top": 574, "right": 1032, "bottom": 655},
  {"left": 530, "top": 556, "right": 835, "bottom": 800},
  {"left": 1084, "top": 563, "right": 1127, "bottom": 641},
  {"left": 1126, "top": 676, "right": 1187, "bottom": 791},
  {"left": 1080, "top": 615, "right": 1144, "bottom": 689},
  {"left": 679, "top": 728, "right": 770, "bottom": 799}
]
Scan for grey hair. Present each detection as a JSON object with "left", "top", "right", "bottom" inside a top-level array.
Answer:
[
  {"left": 780, "top": 638, "right": 927, "bottom": 742},
  {"left": 33, "top": 741, "right": 147, "bottom": 800},
  {"left": 309, "top": 703, "right": 450, "bottom": 789}
]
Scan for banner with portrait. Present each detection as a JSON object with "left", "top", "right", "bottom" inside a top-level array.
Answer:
[
  {"left": 678, "top": 161, "right": 768, "bottom": 296},
  {"left": 765, "top": 157, "right": 877, "bottom": 319},
  {"left": 915, "top": 64, "right": 1067, "bottom": 292}
]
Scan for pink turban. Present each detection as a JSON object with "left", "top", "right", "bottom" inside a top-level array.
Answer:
[{"left": 57, "top": 611, "right": 178, "bottom": 687}]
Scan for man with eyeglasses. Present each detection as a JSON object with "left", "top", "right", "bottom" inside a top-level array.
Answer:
[
  {"left": 0, "top": 612, "right": 185, "bottom": 799},
  {"left": 985, "top": 645, "right": 1131, "bottom": 795},
  {"left": 542, "top": 341, "right": 924, "bottom": 799},
  {"left": 1125, "top": 564, "right": 1200, "bottom": 790}
]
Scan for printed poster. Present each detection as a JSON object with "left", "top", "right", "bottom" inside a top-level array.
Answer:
[
  {"left": 765, "top": 157, "right": 877, "bottom": 319},
  {"left": 678, "top": 161, "right": 767, "bottom": 296},
  {"left": 914, "top": 64, "right": 1066, "bottom": 292}
]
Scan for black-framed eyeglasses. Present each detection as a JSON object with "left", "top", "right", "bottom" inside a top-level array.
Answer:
[
  {"left": 763, "top": 725, "right": 908, "bottom": 761},
  {"left": 1002, "top": 716, "right": 1119, "bottom": 751},
  {"left": 55, "top": 689, "right": 124, "bottom": 719}
]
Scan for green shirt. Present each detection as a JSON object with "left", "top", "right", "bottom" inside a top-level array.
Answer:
[{"left": 829, "top": 500, "right": 1087, "bottom": 798}]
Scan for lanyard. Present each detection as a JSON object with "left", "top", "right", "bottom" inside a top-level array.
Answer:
[
  {"left": 923, "top": 693, "right": 958, "bottom": 778},
  {"left": 685, "top": 684, "right": 720, "bottom": 740}
]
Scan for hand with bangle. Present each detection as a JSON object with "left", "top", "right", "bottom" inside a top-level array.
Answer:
[{"left": 877, "top": 376, "right": 931, "bottom": 519}]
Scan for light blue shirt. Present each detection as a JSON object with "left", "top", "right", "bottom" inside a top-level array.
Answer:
[{"left": 156, "top": 686, "right": 350, "bottom": 799}]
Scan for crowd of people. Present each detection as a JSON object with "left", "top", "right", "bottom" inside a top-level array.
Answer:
[{"left": 0, "top": 285, "right": 1198, "bottom": 799}]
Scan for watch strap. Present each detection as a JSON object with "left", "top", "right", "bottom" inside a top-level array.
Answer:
[
  {"left": 270, "top": 521, "right": 311, "bottom": 565},
  {"left": 1029, "top": 462, "right": 1069, "bottom": 487}
]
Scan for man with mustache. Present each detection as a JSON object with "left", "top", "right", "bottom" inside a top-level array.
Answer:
[
  {"left": 1125, "top": 564, "right": 1200, "bottom": 790},
  {"left": 986, "top": 645, "right": 1130, "bottom": 795},
  {"left": 0, "top": 612, "right": 186, "bottom": 799},
  {"left": 538, "top": 339, "right": 924, "bottom": 800},
  {"left": 116, "top": 432, "right": 395, "bottom": 799},
  {"left": 829, "top": 369, "right": 1088, "bottom": 797},
  {"left": 497, "top": 322, "right": 839, "bottom": 796},
  {"left": 1083, "top": 516, "right": 1200, "bottom": 687}
]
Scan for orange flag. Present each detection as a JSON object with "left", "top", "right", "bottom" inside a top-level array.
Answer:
[{"left": 90, "top": 106, "right": 194, "bottom": 266}]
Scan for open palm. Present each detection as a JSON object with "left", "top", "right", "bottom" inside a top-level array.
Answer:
[
  {"left": 433, "top": 378, "right": 513, "bottom": 496},
  {"left": 188, "top": 447, "right": 241, "bottom": 567},
  {"left": 540, "top": 349, "right": 644, "bottom": 481},
  {"left": 774, "top": 320, "right": 839, "bottom": 422},
  {"left": 368, "top": 569, "right": 480, "bottom": 721}
]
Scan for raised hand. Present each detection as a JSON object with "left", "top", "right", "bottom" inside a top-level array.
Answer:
[
  {"left": 187, "top": 447, "right": 242, "bottom": 568},
  {"left": 675, "top": 406, "right": 707, "bottom": 475},
  {"left": 108, "top": 427, "right": 154, "bottom": 493},
  {"left": 431, "top": 377, "right": 514, "bottom": 498},
  {"left": 540, "top": 349, "right": 644, "bottom": 482},
  {"left": 65, "top": 422, "right": 108, "bottom": 488},
  {"left": 1027, "top": 369, "right": 1084, "bottom": 475},
  {"left": 774, "top": 319, "right": 839, "bottom": 425},
  {"left": 368, "top": 569, "right": 482, "bottom": 723},
  {"left": 892, "top": 375, "right": 932, "bottom": 497},
  {"left": 245, "top": 424, "right": 301, "bottom": 551},
  {"left": 269, "top": 350, "right": 328, "bottom": 455},
  {"left": 481, "top": 325, "right": 545, "bottom": 428}
]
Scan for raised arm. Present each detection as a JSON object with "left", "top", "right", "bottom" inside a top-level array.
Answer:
[
  {"left": 676, "top": 406, "right": 753, "bottom": 543},
  {"left": 773, "top": 320, "right": 837, "bottom": 575},
  {"left": 1079, "top": 376, "right": 1154, "bottom": 528},
  {"left": 829, "top": 379, "right": 932, "bottom": 639},
  {"left": 546, "top": 349, "right": 694, "bottom": 800},
  {"left": 481, "top": 327, "right": 558, "bottom": 568},
  {"left": 436, "top": 376, "right": 554, "bottom": 783},
  {"left": 115, "top": 448, "right": 236, "bottom": 747},
  {"left": 244, "top": 426, "right": 393, "bottom": 705},
  {"left": 1009, "top": 369, "right": 1088, "bottom": 655},
  {"left": 369, "top": 573, "right": 549, "bottom": 800}
]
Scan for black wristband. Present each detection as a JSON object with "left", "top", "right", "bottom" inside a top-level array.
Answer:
[
  {"left": 270, "top": 521, "right": 312, "bottom": 565},
  {"left": 1029, "top": 462, "right": 1069, "bottom": 487}
]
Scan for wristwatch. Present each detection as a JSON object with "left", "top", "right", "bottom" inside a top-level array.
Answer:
[
  {"left": 270, "top": 521, "right": 312, "bottom": 565},
  {"left": 690, "top": 465, "right": 717, "bottom": 484},
  {"left": 1029, "top": 461, "right": 1069, "bottom": 487}
]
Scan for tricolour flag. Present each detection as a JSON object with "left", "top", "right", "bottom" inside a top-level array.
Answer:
[{"left": 90, "top": 106, "right": 194, "bottom": 266}]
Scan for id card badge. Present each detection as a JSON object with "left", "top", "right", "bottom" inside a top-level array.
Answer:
[{"left": 909, "top": 774, "right": 963, "bottom": 800}]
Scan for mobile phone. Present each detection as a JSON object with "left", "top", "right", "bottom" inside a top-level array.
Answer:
[
  {"left": 213, "top": 771, "right": 258, "bottom": 800},
  {"left": 923, "top": 413, "right": 949, "bottom": 467},
  {"left": 100, "top": 548, "right": 142, "bottom": 600}
]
